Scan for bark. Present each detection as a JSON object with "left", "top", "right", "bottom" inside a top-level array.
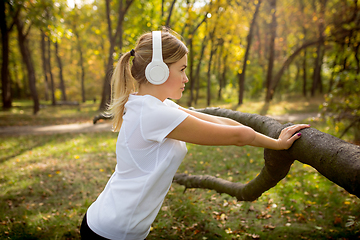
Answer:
[
  {"left": 207, "top": 34, "right": 216, "bottom": 106},
  {"left": 165, "top": 0, "right": 177, "bottom": 27},
  {"left": 15, "top": 13, "right": 39, "bottom": 114},
  {"left": 311, "top": 0, "right": 327, "bottom": 96},
  {"left": 188, "top": 38, "right": 194, "bottom": 106},
  {"left": 55, "top": 40, "right": 67, "bottom": 101},
  {"left": 194, "top": 35, "right": 207, "bottom": 105},
  {"left": 47, "top": 36, "right": 55, "bottom": 105},
  {"left": 265, "top": 0, "right": 277, "bottom": 102},
  {"left": 299, "top": 0, "right": 308, "bottom": 97},
  {"left": 1, "top": 0, "right": 12, "bottom": 109},
  {"left": 187, "top": 13, "right": 207, "bottom": 107},
  {"left": 218, "top": 48, "right": 228, "bottom": 101},
  {"left": 173, "top": 107, "right": 360, "bottom": 200},
  {"left": 40, "top": 30, "right": 49, "bottom": 101},
  {"left": 237, "top": 0, "right": 261, "bottom": 106},
  {"left": 302, "top": 48, "right": 307, "bottom": 97},
  {"left": 76, "top": 31, "right": 86, "bottom": 103},
  {"left": 99, "top": 0, "right": 134, "bottom": 111}
]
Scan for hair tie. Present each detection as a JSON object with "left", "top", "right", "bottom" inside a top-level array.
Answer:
[{"left": 130, "top": 49, "right": 135, "bottom": 56}]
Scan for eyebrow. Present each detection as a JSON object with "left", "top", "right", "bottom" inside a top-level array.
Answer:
[{"left": 181, "top": 65, "right": 187, "bottom": 68}]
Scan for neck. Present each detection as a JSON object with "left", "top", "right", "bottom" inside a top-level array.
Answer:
[{"left": 137, "top": 83, "right": 166, "bottom": 101}]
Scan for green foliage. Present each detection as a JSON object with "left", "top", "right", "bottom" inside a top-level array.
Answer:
[{"left": 321, "top": 70, "right": 360, "bottom": 142}]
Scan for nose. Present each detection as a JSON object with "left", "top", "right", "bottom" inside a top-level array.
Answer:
[{"left": 184, "top": 74, "right": 189, "bottom": 83}]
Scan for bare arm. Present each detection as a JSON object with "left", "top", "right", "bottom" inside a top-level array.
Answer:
[
  {"left": 169, "top": 107, "right": 310, "bottom": 150},
  {"left": 179, "top": 107, "right": 242, "bottom": 126}
]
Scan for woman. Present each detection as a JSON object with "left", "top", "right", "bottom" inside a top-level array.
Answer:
[{"left": 80, "top": 29, "right": 309, "bottom": 240}]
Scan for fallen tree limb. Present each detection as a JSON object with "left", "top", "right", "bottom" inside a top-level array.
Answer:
[{"left": 173, "top": 108, "right": 360, "bottom": 200}]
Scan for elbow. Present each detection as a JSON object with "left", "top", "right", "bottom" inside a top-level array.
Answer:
[{"left": 235, "top": 126, "right": 256, "bottom": 146}]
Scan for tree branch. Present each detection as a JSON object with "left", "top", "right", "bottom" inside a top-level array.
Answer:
[{"left": 173, "top": 108, "right": 360, "bottom": 200}]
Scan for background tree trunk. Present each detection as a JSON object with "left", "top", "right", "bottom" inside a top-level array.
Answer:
[
  {"left": 15, "top": 13, "right": 39, "bottom": 114},
  {"left": 174, "top": 108, "right": 360, "bottom": 200},
  {"left": 265, "top": 0, "right": 277, "bottom": 102},
  {"left": 47, "top": 37, "right": 56, "bottom": 105},
  {"left": 187, "top": 13, "right": 207, "bottom": 107},
  {"left": 40, "top": 30, "right": 49, "bottom": 101},
  {"left": 207, "top": 34, "right": 216, "bottom": 106},
  {"left": 194, "top": 35, "right": 207, "bottom": 105},
  {"left": 55, "top": 40, "right": 67, "bottom": 101},
  {"left": 99, "top": 0, "right": 134, "bottom": 111},
  {"left": 165, "top": 0, "right": 177, "bottom": 27},
  {"left": 0, "top": 0, "right": 12, "bottom": 109},
  {"left": 238, "top": 0, "right": 261, "bottom": 106}
]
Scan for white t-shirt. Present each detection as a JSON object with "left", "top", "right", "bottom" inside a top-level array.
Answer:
[{"left": 87, "top": 94, "right": 189, "bottom": 240}]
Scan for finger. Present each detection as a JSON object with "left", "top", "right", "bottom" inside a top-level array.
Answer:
[
  {"left": 287, "top": 132, "right": 302, "bottom": 144},
  {"left": 286, "top": 124, "right": 310, "bottom": 134}
]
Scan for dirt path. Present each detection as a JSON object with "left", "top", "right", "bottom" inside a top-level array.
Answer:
[
  {"left": 0, "top": 121, "right": 113, "bottom": 136},
  {"left": 0, "top": 113, "right": 320, "bottom": 137}
]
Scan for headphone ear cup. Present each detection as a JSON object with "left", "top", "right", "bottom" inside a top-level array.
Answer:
[{"left": 145, "top": 61, "right": 169, "bottom": 85}]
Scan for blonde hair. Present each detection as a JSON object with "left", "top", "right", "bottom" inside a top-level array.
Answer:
[{"left": 108, "top": 30, "right": 188, "bottom": 132}]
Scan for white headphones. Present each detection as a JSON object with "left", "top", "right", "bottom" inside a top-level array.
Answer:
[{"left": 145, "top": 31, "right": 169, "bottom": 85}]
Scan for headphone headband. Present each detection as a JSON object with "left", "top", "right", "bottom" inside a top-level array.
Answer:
[{"left": 152, "top": 31, "right": 163, "bottom": 62}]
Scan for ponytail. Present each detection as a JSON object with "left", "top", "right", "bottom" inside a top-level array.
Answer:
[{"left": 108, "top": 51, "right": 136, "bottom": 132}]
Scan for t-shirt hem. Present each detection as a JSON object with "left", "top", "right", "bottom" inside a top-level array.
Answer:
[{"left": 87, "top": 212, "right": 150, "bottom": 240}]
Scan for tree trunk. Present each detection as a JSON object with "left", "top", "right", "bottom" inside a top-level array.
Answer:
[
  {"left": 299, "top": 0, "right": 308, "bottom": 97},
  {"left": 207, "top": 38, "right": 216, "bottom": 106},
  {"left": 79, "top": 36, "right": 86, "bottom": 103},
  {"left": 218, "top": 50, "right": 228, "bottom": 101},
  {"left": 40, "top": 30, "right": 49, "bottom": 101},
  {"left": 47, "top": 37, "right": 56, "bottom": 105},
  {"left": 99, "top": 0, "right": 134, "bottom": 111},
  {"left": 302, "top": 48, "right": 307, "bottom": 97},
  {"left": 187, "top": 38, "right": 194, "bottom": 106},
  {"left": 15, "top": 14, "right": 39, "bottom": 114},
  {"left": 238, "top": 0, "right": 262, "bottom": 105},
  {"left": 265, "top": 0, "right": 277, "bottom": 102},
  {"left": 165, "top": 0, "right": 177, "bottom": 27},
  {"left": 186, "top": 13, "right": 207, "bottom": 107},
  {"left": 174, "top": 107, "right": 360, "bottom": 200},
  {"left": 194, "top": 35, "right": 207, "bottom": 105},
  {"left": 311, "top": 0, "right": 327, "bottom": 96},
  {"left": 55, "top": 40, "right": 67, "bottom": 101},
  {"left": 0, "top": 0, "right": 12, "bottom": 109}
]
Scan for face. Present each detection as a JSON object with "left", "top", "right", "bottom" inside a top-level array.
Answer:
[{"left": 162, "top": 54, "right": 188, "bottom": 100}]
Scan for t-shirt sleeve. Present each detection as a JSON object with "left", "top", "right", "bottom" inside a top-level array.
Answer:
[{"left": 141, "top": 99, "right": 188, "bottom": 143}]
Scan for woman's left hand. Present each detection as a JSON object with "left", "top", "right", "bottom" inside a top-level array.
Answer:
[{"left": 276, "top": 124, "right": 311, "bottom": 150}]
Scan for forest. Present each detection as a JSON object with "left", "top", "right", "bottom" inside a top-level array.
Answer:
[
  {"left": 0, "top": 0, "right": 359, "bottom": 128},
  {"left": 1, "top": 0, "right": 360, "bottom": 239}
]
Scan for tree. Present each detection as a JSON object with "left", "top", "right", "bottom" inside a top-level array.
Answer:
[
  {"left": 264, "top": 0, "right": 277, "bottom": 102},
  {"left": 14, "top": 8, "right": 40, "bottom": 114},
  {"left": 98, "top": 0, "right": 134, "bottom": 111},
  {"left": 55, "top": 40, "right": 67, "bottom": 101},
  {"left": 237, "top": 0, "right": 262, "bottom": 106},
  {"left": 311, "top": 0, "right": 327, "bottom": 96},
  {"left": 0, "top": 0, "right": 13, "bottom": 109},
  {"left": 174, "top": 107, "right": 360, "bottom": 200},
  {"left": 185, "top": 8, "right": 208, "bottom": 107},
  {"left": 40, "top": 30, "right": 50, "bottom": 101}
]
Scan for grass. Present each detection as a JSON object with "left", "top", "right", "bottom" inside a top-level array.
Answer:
[
  {"left": 0, "top": 97, "right": 359, "bottom": 239},
  {"left": 0, "top": 100, "right": 100, "bottom": 127}
]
